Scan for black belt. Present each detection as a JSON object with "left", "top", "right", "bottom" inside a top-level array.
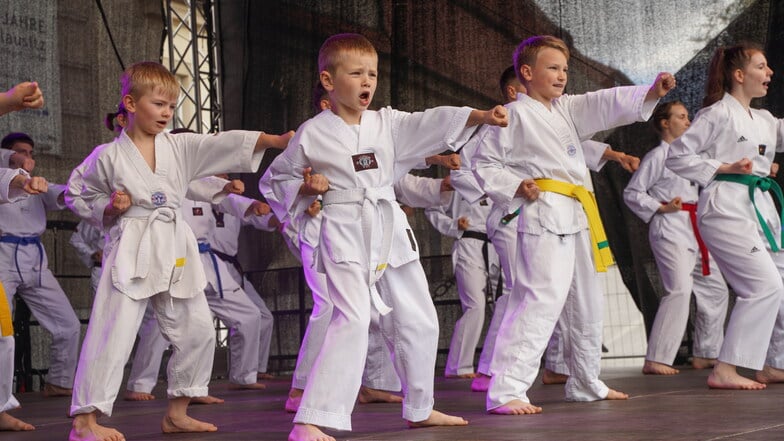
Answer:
[
  {"left": 461, "top": 230, "right": 488, "bottom": 242},
  {"left": 211, "top": 248, "right": 245, "bottom": 288}
]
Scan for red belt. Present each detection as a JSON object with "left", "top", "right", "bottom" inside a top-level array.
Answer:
[{"left": 663, "top": 202, "right": 710, "bottom": 276}]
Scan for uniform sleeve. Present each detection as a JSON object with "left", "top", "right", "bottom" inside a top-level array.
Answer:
[
  {"left": 449, "top": 133, "right": 487, "bottom": 204},
  {"left": 390, "top": 106, "right": 474, "bottom": 178},
  {"left": 69, "top": 220, "right": 102, "bottom": 268},
  {"left": 65, "top": 149, "right": 114, "bottom": 228},
  {"left": 582, "top": 140, "right": 610, "bottom": 172},
  {"left": 665, "top": 109, "right": 723, "bottom": 186},
  {"left": 176, "top": 130, "right": 264, "bottom": 182},
  {"left": 258, "top": 130, "right": 311, "bottom": 224},
  {"left": 0, "top": 168, "right": 28, "bottom": 204},
  {"left": 472, "top": 123, "right": 524, "bottom": 208},
  {"left": 41, "top": 183, "right": 67, "bottom": 211},
  {"left": 777, "top": 117, "right": 784, "bottom": 153},
  {"left": 0, "top": 149, "right": 13, "bottom": 167},
  {"left": 393, "top": 173, "right": 443, "bottom": 208},
  {"left": 623, "top": 149, "right": 666, "bottom": 223},
  {"left": 565, "top": 85, "right": 656, "bottom": 140},
  {"left": 424, "top": 192, "right": 462, "bottom": 239},
  {"left": 186, "top": 176, "right": 230, "bottom": 204}
]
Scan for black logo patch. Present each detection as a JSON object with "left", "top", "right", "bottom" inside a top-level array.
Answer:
[
  {"left": 751, "top": 246, "right": 761, "bottom": 253},
  {"left": 352, "top": 153, "right": 379, "bottom": 172},
  {"left": 192, "top": 207, "right": 204, "bottom": 216},
  {"left": 759, "top": 144, "right": 767, "bottom": 155},
  {"left": 738, "top": 136, "right": 748, "bottom": 142},
  {"left": 212, "top": 209, "right": 225, "bottom": 228}
]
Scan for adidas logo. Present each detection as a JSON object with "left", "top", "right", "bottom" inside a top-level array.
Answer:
[
  {"left": 738, "top": 136, "right": 748, "bottom": 142},
  {"left": 750, "top": 246, "right": 761, "bottom": 253}
]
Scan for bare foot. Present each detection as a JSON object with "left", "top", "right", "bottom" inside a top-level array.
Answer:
[
  {"left": 123, "top": 390, "right": 155, "bottom": 401},
  {"left": 542, "top": 369, "right": 569, "bottom": 384},
  {"left": 228, "top": 382, "right": 267, "bottom": 390},
  {"left": 288, "top": 423, "right": 335, "bottom": 441},
  {"left": 408, "top": 409, "right": 468, "bottom": 427},
  {"left": 755, "top": 365, "right": 784, "bottom": 384},
  {"left": 43, "top": 383, "right": 73, "bottom": 397},
  {"left": 258, "top": 373, "right": 275, "bottom": 380},
  {"left": 708, "top": 362, "right": 766, "bottom": 390},
  {"left": 642, "top": 360, "right": 679, "bottom": 375},
  {"left": 69, "top": 413, "right": 124, "bottom": 441},
  {"left": 445, "top": 373, "right": 477, "bottom": 379},
  {"left": 358, "top": 386, "right": 403, "bottom": 404},
  {"left": 692, "top": 357, "right": 718, "bottom": 370},
  {"left": 488, "top": 399, "right": 542, "bottom": 415},
  {"left": 161, "top": 415, "right": 217, "bottom": 433},
  {"left": 189, "top": 395, "right": 225, "bottom": 405},
  {"left": 0, "top": 412, "right": 35, "bottom": 431},
  {"left": 285, "top": 388, "right": 303, "bottom": 413},
  {"left": 470, "top": 373, "right": 491, "bottom": 392},
  {"left": 605, "top": 388, "right": 629, "bottom": 400}
]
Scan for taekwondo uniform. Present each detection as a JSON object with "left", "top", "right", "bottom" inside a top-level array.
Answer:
[
  {"left": 624, "top": 141, "right": 728, "bottom": 365},
  {"left": 261, "top": 106, "right": 474, "bottom": 430},
  {"left": 65, "top": 130, "right": 264, "bottom": 417},
  {"left": 473, "top": 87, "right": 657, "bottom": 409},
  {"left": 666, "top": 93, "right": 784, "bottom": 371},
  {"left": 70, "top": 220, "right": 104, "bottom": 295},
  {"left": 425, "top": 190, "right": 500, "bottom": 377}
]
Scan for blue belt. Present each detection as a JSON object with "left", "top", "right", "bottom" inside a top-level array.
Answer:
[
  {"left": 0, "top": 235, "right": 43, "bottom": 286},
  {"left": 198, "top": 242, "right": 223, "bottom": 298}
]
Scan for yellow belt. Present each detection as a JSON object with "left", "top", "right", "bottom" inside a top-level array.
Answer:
[
  {"left": 534, "top": 179, "right": 614, "bottom": 272},
  {"left": 0, "top": 282, "right": 11, "bottom": 337}
]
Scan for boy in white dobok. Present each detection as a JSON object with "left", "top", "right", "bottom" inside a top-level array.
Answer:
[
  {"left": 624, "top": 101, "right": 729, "bottom": 375},
  {"left": 473, "top": 35, "right": 674, "bottom": 415},
  {"left": 65, "top": 61, "right": 291, "bottom": 441},
  {"left": 261, "top": 33, "right": 508, "bottom": 441}
]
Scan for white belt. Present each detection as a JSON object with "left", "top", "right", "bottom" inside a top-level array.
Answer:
[
  {"left": 322, "top": 186, "right": 396, "bottom": 315},
  {"left": 122, "top": 206, "right": 187, "bottom": 284}
]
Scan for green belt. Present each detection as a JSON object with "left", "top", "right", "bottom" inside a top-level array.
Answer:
[{"left": 714, "top": 173, "right": 784, "bottom": 252}]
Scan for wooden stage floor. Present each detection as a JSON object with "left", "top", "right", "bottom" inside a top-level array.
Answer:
[{"left": 8, "top": 366, "right": 784, "bottom": 440}]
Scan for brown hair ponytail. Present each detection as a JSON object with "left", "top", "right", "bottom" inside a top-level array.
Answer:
[{"left": 702, "top": 43, "right": 762, "bottom": 108}]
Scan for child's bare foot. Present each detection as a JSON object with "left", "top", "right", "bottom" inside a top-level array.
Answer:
[
  {"left": 258, "top": 373, "right": 275, "bottom": 380},
  {"left": 228, "top": 382, "right": 266, "bottom": 390},
  {"left": 0, "top": 412, "right": 35, "bottom": 431},
  {"left": 755, "top": 365, "right": 784, "bottom": 384},
  {"left": 69, "top": 413, "right": 123, "bottom": 441},
  {"left": 445, "top": 373, "right": 476, "bottom": 379},
  {"left": 288, "top": 423, "right": 335, "bottom": 441},
  {"left": 489, "top": 399, "right": 542, "bottom": 415},
  {"left": 708, "top": 362, "right": 766, "bottom": 390},
  {"left": 542, "top": 369, "right": 569, "bottom": 384},
  {"left": 358, "top": 386, "right": 403, "bottom": 404},
  {"left": 605, "top": 388, "right": 629, "bottom": 400},
  {"left": 470, "top": 373, "right": 491, "bottom": 392},
  {"left": 285, "top": 388, "right": 303, "bottom": 413},
  {"left": 189, "top": 395, "right": 224, "bottom": 405},
  {"left": 642, "top": 360, "right": 679, "bottom": 375},
  {"left": 43, "top": 383, "right": 73, "bottom": 397},
  {"left": 692, "top": 357, "right": 718, "bottom": 369},
  {"left": 123, "top": 390, "right": 155, "bottom": 401},
  {"left": 407, "top": 409, "right": 468, "bottom": 427},
  {"left": 161, "top": 415, "right": 217, "bottom": 433}
]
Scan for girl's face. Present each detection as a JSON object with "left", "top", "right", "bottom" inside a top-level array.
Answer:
[
  {"left": 737, "top": 51, "right": 773, "bottom": 99},
  {"left": 664, "top": 104, "right": 690, "bottom": 139}
]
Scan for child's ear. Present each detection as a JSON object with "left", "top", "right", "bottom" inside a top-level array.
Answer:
[
  {"left": 320, "top": 71, "right": 334, "bottom": 92},
  {"left": 520, "top": 64, "right": 534, "bottom": 82},
  {"left": 122, "top": 94, "right": 136, "bottom": 113},
  {"left": 732, "top": 68, "right": 744, "bottom": 85}
]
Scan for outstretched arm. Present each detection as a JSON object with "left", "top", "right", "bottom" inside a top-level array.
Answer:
[{"left": 0, "top": 81, "right": 44, "bottom": 116}]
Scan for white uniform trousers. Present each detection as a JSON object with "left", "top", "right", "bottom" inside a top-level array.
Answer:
[
  {"left": 0, "top": 268, "right": 80, "bottom": 389},
  {"left": 89, "top": 266, "right": 101, "bottom": 297},
  {"left": 203, "top": 284, "right": 263, "bottom": 385},
  {"left": 476, "top": 223, "right": 568, "bottom": 377},
  {"left": 70, "top": 275, "right": 215, "bottom": 416},
  {"left": 647, "top": 237, "right": 728, "bottom": 364},
  {"left": 126, "top": 304, "right": 170, "bottom": 393},
  {"left": 0, "top": 334, "right": 19, "bottom": 412},
  {"left": 294, "top": 259, "right": 438, "bottom": 431},
  {"left": 445, "top": 236, "right": 500, "bottom": 376},
  {"left": 487, "top": 230, "right": 608, "bottom": 410},
  {"left": 698, "top": 207, "right": 784, "bottom": 370},
  {"left": 291, "top": 241, "right": 401, "bottom": 392},
  {"left": 223, "top": 264, "right": 274, "bottom": 374}
]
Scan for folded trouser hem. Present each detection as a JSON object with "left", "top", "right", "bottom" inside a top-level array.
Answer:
[{"left": 294, "top": 406, "right": 352, "bottom": 431}]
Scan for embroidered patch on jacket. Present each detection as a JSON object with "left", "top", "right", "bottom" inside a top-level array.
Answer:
[
  {"left": 151, "top": 191, "right": 167, "bottom": 206},
  {"left": 759, "top": 144, "right": 767, "bottom": 155},
  {"left": 566, "top": 145, "right": 577, "bottom": 157},
  {"left": 737, "top": 136, "right": 748, "bottom": 142},
  {"left": 750, "top": 246, "right": 761, "bottom": 253},
  {"left": 192, "top": 207, "right": 204, "bottom": 216},
  {"left": 352, "top": 152, "right": 379, "bottom": 172}
]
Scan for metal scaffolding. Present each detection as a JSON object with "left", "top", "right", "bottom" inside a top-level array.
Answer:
[{"left": 162, "top": 0, "right": 223, "bottom": 133}]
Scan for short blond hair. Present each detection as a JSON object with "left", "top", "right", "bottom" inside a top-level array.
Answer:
[
  {"left": 121, "top": 61, "right": 179, "bottom": 100},
  {"left": 513, "top": 35, "right": 570, "bottom": 84},
  {"left": 318, "top": 33, "right": 377, "bottom": 74}
]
